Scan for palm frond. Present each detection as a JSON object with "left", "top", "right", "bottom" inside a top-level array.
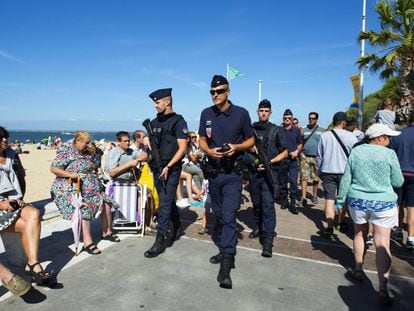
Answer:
[{"left": 380, "top": 67, "right": 396, "bottom": 80}]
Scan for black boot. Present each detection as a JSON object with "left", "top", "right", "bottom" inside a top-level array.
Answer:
[
  {"left": 280, "top": 198, "right": 289, "bottom": 210},
  {"left": 144, "top": 233, "right": 167, "bottom": 258},
  {"left": 289, "top": 199, "right": 298, "bottom": 214},
  {"left": 261, "top": 237, "right": 274, "bottom": 258},
  {"left": 210, "top": 253, "right": 235, "bottom": 268},
  {"left": 217, "top": 253, "right": 234, "bottom": 289},
  {"left": 167, "top": 219, "right": 182, "bottom": 247}
]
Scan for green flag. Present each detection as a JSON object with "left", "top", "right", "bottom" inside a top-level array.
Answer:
[{"left": 228, "top": 66, "right": 245, "bottom": 81}]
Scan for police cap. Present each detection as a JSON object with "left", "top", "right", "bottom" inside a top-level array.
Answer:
[
  {"left": 211, "top": 75, "right": 229, "bottom": 88},
  {"left": 283, "top": 109, "right": 293, "bottom": 116},
  {"left": 258, "top": 99, "right": 271, "bottom": 109},
  {"left": 149, "top": 88, "right": 172, "bottom": 101}
]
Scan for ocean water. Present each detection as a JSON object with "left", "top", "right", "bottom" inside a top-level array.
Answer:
[{"left": 8, "top": 131, "right": 118, "bottom": 144}]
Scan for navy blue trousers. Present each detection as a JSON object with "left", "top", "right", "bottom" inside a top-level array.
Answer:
[
  {"left": 249, "top": 171, "right": 276, "bottom": 239},
  {"left": 154, "top": 167, "right": 181, "bottom": 236},
  {"left": 279, "top": 158, "right": 299, "bottom": 200},
  {"left": 208, "top": 171, "right": 243, "bottom": 255}
]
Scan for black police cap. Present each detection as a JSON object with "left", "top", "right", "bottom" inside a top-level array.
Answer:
[
  {"left": 283, "top": 109, "right": 293, "bottom": 116},
  {"left": 148, "top": 88, "right": 172, "bottom": 101},
  {"left": 211, "top": 75, "right": 229, "bottom": 88},
  {"left": 258, "top": 99, "right": 271, "bottom": 109}
]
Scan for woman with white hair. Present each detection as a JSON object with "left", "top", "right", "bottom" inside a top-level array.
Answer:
[{"left": 337, "top": 123, "right": 404, "bottom": 305}]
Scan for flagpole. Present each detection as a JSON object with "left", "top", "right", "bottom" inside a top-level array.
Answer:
[
  {"left": 358, "top": 0, "right": 366, "bottom": 129},
  {"left": 258, "top": 80, "right": 262, "bottom": 103},
  {"left": 226, "top": 64, "right": 230, "bottom": 80}
]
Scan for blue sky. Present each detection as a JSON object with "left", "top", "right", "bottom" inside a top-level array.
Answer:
[{"left": 1, "top": 0, "right": 384, "bottom": 131}]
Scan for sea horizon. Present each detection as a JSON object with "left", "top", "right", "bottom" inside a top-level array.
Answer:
[{"left": 8, "top": 130, "right": 120, "bottom": 144}]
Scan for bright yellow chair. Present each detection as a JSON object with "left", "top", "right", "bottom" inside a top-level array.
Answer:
[{"left": 138, "top": 164, "right": 159, "bottom": 210}]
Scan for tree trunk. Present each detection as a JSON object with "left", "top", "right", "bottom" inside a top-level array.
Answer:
[{"left": 396, "top": 53, "right": 414, "bottom": 127}]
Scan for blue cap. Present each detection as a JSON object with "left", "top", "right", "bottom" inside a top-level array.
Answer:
[
  {"left": 283, "top": 109, "right": 293, "bottom": 116},
  {"left": 149, "top": 88, "right": 172, "bottom": 101},
  {"left": 258, "top": 99, "right": 271, "bottom": 109},
  {"left": 211, "top": 75, "right": 229, "bottom": 88}
]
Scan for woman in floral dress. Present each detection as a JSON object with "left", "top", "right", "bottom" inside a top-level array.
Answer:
[{"left": 51, "top": 131, "right": 119, "bottom": 255}]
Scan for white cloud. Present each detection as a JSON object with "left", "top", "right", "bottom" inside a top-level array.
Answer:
[{"left": 0, "top": 50, "right": 31, "bottom": 65}]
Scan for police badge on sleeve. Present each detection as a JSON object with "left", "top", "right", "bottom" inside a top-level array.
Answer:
[{"left": 206, "top": 120, "right": 212, "bottom": 138}]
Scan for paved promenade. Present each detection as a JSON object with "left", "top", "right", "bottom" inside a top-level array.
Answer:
[{"left": 1, "top": 192, "right": 414, "bottom": 310}]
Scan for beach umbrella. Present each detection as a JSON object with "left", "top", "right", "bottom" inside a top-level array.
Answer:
[{"left": 70, "top": 177, "right": 82, "bottom": 256}]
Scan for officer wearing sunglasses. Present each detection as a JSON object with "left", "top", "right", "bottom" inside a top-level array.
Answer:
[{"left": 198, "top": 75, "right": 254, "bottom": 289}]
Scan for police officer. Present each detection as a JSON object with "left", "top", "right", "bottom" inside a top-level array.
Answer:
[
  {"left": 248, "top": 99, "right": 288, "bottom": 257},
  {"left": 144, "top": 88, "right": 188, "bottom": 258},
  {"left": 198, "top": 75, "right": 254, "bottom": 289},
  {"left": 279, "top": 109, "right": 303, "bottom": 214}
]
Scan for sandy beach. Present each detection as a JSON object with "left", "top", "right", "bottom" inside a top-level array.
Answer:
[{"left": 19, "top": 144, "right": 58, "bottom": 204}]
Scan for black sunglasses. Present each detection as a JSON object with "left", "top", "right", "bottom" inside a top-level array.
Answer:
[
  {"left": 309, "top": 117, "right": 317, "bottom": 120},
  {"left": 210, "top": 89, "right": 227, "bottom": 96},
  {"left": 190, "top": 136, "right": 197, "bottom": 139}
]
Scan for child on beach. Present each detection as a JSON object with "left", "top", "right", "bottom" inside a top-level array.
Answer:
[{"left": 375, "top": 98, "right": 396, "bottom": 130}]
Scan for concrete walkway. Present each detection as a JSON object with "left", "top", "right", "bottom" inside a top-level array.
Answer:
[{"left": 1, "top": 192, "right": 414, "bottom": 309}]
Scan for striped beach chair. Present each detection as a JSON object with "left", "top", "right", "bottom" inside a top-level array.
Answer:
[{"left": 111, "top": 181, "right": 147, "bottom": 237}]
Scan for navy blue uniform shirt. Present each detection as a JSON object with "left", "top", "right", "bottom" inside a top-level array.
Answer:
[
  {"left": 199, "top": 102, "right": 253, "bottom": 164},
  {"left": 283, "top": 126, "right": 302, "bottom": 153}
]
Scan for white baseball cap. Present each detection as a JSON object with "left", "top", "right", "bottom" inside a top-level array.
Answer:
[{"left": 365, "top": 123, "right": 400, "bottom": 139}]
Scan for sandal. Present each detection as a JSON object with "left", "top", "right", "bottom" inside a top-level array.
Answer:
[
  {"left": 3, "top": 274, "right": 31, "bottom": 296},
  {"left": 25, "top": 262, "right": 57, "bottom": 287},
  {"left": 346, "top": 268, "right": 365, "bottom": 283},
  {"left": 379, "top": 290, "right": 394, "bottom": 305},
  {"left": 102, "top": 233, "right": 121, "bottom": 242},
  {"left": 82, "top": 243, "right": 102, "bottom": 255}
]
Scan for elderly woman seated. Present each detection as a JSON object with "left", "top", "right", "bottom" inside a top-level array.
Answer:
[
  {"left": 50, "top": 131, "right": 119, "bottom": 256},
  {"left": 0, "top": 127, "right": 57, "bottom": 288}
]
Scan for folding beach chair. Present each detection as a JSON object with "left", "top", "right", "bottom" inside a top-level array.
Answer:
[{"left": 111, "top": 181, "right": 147, "bottom": 237}]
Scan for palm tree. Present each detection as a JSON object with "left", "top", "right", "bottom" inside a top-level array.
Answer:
[{"left": 357, "top": 0, "right": 414, "bottom": 126}]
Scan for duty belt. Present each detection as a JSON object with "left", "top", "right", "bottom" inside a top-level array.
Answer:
[{"left": 204, "top": 161, "right": 242, "bottom": 175}]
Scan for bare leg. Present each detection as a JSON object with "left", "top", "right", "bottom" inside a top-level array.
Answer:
[
  {"left": 312, "top": 181, "right": 319, "bottom": 197},
  {"left": 353, "top": 223, "right": 369, "bottom": 271},
  {"left": 182, "top": 171, "right": 196, "bottom": 202},
  {"left": 100, "top": 202, "right": 113, "bottom": 236},
  {"left": 301, "top": 180, "right": 307, "bottom": 200},
  {"left": 325, "top": 199, "right": 335, "bottom": 228},
  {"left": 407, "top": 206, "right": 414, "bottom": 237},
  {"left": 0, "top": 262, "right": 14, "bottom": 284},
  {"left": 201, "top": 212, "right": 207, "bottom": 228},
  {"left": 191, "top": 183, "right": 203, "bottom": 200},
  {"left": 373, "top": 224, "right": 392, "bottom": 292},
  {"left": 9, "top": 206, "right": 42, "bottom": 272},
  {"left": 338, "top": 205, "right": 348, "bottom": 223},
  {"left": 176, "top": 182, "right": 183, "bottom": 201}
]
